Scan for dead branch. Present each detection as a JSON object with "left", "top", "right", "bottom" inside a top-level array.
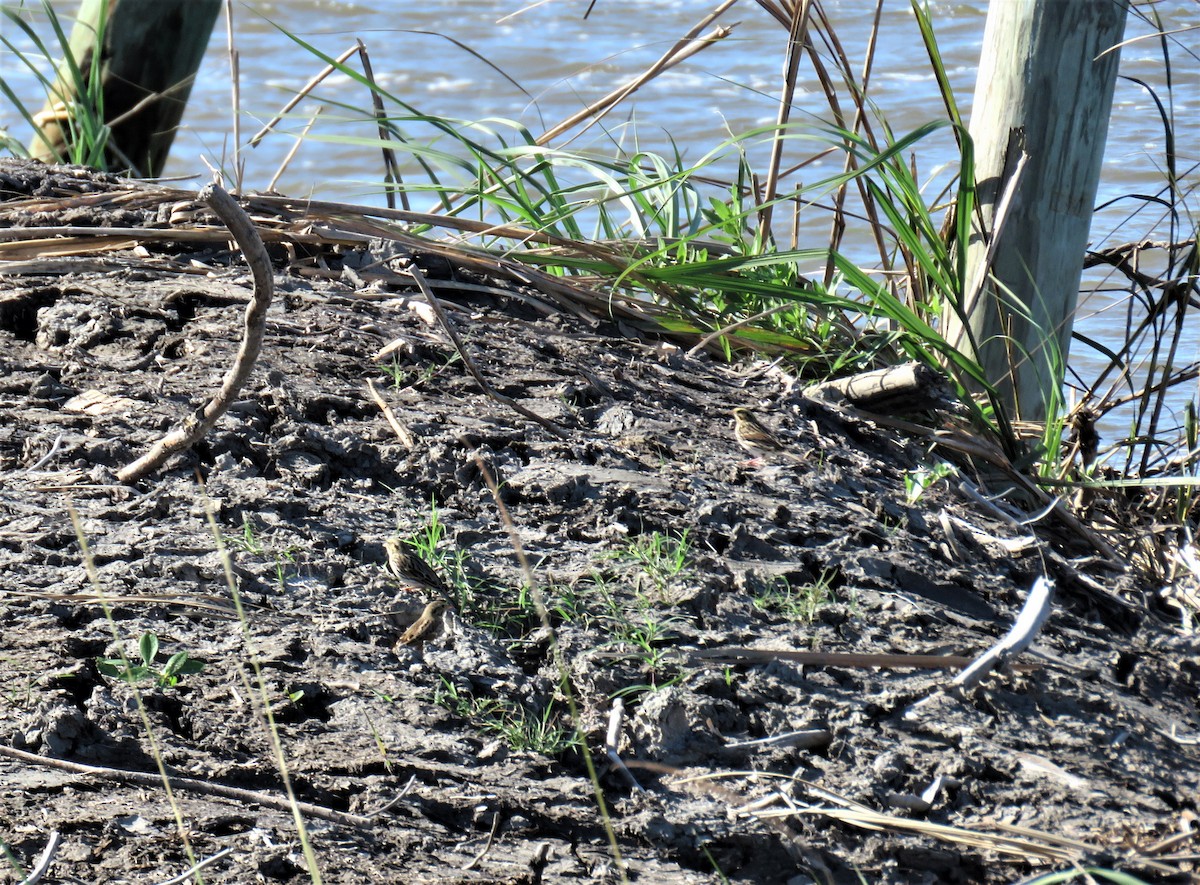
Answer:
[
  {"left": 118, "top": 183, "right": 273, "bottom": 482},
  {"left": 0, "top": 744, "right": 371, "bottom": 829}
]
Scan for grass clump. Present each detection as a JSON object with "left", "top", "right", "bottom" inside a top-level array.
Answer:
[
  {"left": 433, "top": 678, "right": 577, "bottom": 756},
  {"left": 616, "top": 529, "right": 694, "bottom": 597},
  {"left": 752, "top": 570, "right": 840, "bottom": 625},
  {"left": 580, "top": 569, "right": 688, "bottom": 698}
]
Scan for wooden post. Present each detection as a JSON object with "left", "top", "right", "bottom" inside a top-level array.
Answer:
[
  {"left": 946, "top": 0, "right": 1128, "bottom": 420},
  {"left": 28, "top": 0, "right": 220, "bottom": 177}
]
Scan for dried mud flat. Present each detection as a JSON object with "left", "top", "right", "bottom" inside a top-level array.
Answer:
[{"left": 0, "top": 161, "right": 1198, "bottom": 884}]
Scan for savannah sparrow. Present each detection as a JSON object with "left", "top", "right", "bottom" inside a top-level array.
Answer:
[
  {"left": 384, "top": 537, "right": 448, "bottom": 594},
  {"left": 732, "top": 407, "right": 801, "bottom": 463},
  {"left": 398, "top": 598, "right": 450, "bottom": 647}
]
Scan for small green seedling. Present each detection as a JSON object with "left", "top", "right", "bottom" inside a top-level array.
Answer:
[
  {"left": 97, "top": 632, "right": 204, "bottom": 688},
  {"left": 618, "top": 529, "right": 693, "bottom": 595},
  {"left": 904, "top": 461, "right": 957, "bottom": 505},
  {"left": 378, "top": 355, "right": 409, "bottom": 388},
  {"left": 225, "top": 518, "right": 302, "bottom": 592}
]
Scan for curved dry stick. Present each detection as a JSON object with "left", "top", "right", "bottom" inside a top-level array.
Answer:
[
  {"left": 118, "top": 183, "right": 273, "bottom": 482},
  {"left": 405, "top": 263, "right": 568, "bottom": 439}
]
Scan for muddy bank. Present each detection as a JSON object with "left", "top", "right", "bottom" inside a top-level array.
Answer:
[{"left": 0, "top": 160, "right": 1196, "bottom": 883}]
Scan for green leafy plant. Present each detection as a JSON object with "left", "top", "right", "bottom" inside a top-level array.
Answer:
[
  {"left": 904, "top": 461, "right": 958, "bottom": 505},
  {"left": 607, "top": 615, "right": 686, "bottom": 695},
  {"left": 377, "top": 351, "right": 460, "bottom": 390},
  {"left": 406, "top": 501, "right": 446, "bottom": 563},
  {"left": 97, "top": 632, "right": 204, "bottom": 688},
  {"left": 545, "top": 578, "right": 587, "bottom": 625},
  {"left": 377, "top": 355, "right": 409, "bottom": 389}
]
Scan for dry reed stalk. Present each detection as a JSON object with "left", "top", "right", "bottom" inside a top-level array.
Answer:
[{"left": 537, "top": 1, "right": 739, "bottom": 146}]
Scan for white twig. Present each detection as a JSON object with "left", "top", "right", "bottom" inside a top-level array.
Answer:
[
  {"left": 17, "top": 830, "right": 60, "bottom": 885},
  {"left": 605, "top": 698, "right": 643, "bottom": 791},
  {"left": 153, "top": 847, "right": 235, "bottom": 885},
  {"left": 25, "top": 433, "right": 63, "bottom": 471},
  {"left": 364, "top": 775, "right": 417, "bottom": 818},
  {"left": 724, "top": 729, "right": 831, "bottom": 750},
  {"left": 953, "top": 576, "right": 1055, "bottom": 691}
]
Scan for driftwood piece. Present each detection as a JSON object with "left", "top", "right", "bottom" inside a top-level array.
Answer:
[
  {"left": 117, "top": 183, "right": 272, "bottom": 482},
  {"left": 899, "top": 577, "right": 1054, "bottom": 722},
  {"left": 804, "top": 361, "right": 953, "bottom": 413}
]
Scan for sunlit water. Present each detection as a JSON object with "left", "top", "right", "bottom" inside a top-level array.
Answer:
[{"left": 3, "top": 1, "right": 1197, "bottom": 442}]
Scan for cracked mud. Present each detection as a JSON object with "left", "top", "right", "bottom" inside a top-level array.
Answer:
[{"left": 0, "top": 161, "right": 1197, "bottom": 884}]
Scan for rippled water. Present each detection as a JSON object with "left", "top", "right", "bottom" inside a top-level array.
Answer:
[{"left": 3, "top": 1, "right": 1198, "bottom": 426}]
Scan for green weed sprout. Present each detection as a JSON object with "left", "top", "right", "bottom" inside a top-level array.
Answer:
[{"left": 97, "top": 632, "right": 204, "bottom": 689}]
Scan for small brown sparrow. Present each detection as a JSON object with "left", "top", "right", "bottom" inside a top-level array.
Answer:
[
  {"left": 384, "top": 537, "right": 448, "bottom": 594},
  {"left": 732, "top": 407, "right": 802, "bottom": 464},
  {"left": 397, "top": 599, "right": 450, "bottom": 647}
]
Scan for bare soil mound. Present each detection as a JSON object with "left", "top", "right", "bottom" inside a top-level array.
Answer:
[{"left": 1, "top": 160, "right": 1197, "bottom": 884}]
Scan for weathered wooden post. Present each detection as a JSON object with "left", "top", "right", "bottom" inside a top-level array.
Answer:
[
  {"left": 947, "top": 0, "right": 1128, "bottom": 420},
  {"left": 28, "top": 0, "right": 220, "bottom": 177}
]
